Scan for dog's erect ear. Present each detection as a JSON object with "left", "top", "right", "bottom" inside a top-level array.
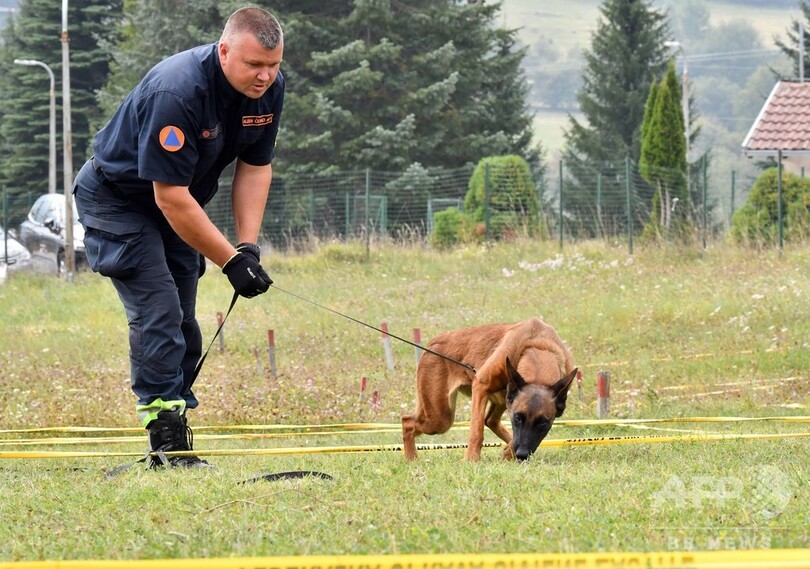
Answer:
[
  {"left": 505, "top": 357, "right": 526, "bottom": 404},
  {"left": 552, "top": 368, "right": 578, "bottom": 417}
]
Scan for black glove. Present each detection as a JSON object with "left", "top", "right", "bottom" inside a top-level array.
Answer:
[
  {"left": 236, "top": 242, "right": 261, "bottom": 263},
  {"left": 222, "top": 252, "right": 273, "bottom": 298}
]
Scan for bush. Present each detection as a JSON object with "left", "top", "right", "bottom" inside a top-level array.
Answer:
[
  {"left": 464, "top": 155, "right": 540, "bottom": 239},
  {"left": 730, "top": 168, "right": 810, "bottom": 244},
  {"left": 430, "top": 207, "right": 465, "bottom": 249}
]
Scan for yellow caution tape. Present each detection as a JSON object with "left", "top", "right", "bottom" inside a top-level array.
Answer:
[
  {"left": 557, "top": 415, "right": 810, "bottom": 426},
  {"left": 0, "top": 429, "right": 409, "bottom": 447},
  {"left": 1, "top": 431, "right": 809, "bottom": 460},
  {"left": 0, "top": 415, "right": 808, "bottom": 436},
  {"left": 3, "top": 418, "right": 809, "bottom": 448},
  {"left": 1, "top": 549, "right": 810, "bottom": 569}
]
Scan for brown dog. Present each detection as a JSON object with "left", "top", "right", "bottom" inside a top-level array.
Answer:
[{"left": 401, "top": 318, "right": 577, "bottom": 461}]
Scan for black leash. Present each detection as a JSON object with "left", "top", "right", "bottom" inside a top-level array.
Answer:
[
  {"left": 191, "top": 283, "right": 477, "bottom": 384},
  {"left": 240, "top": 470, "right": 333, "bottom": 484},
  {"left": 192, "top": 291, "right": 239, "bottom": 382},
  {"left": 269, "top": 284, "right": 476, "bottom": 373}
]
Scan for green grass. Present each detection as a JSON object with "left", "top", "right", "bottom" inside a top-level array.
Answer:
[{"left": 0, "top": 239, "right": 809, "bottom": 561}]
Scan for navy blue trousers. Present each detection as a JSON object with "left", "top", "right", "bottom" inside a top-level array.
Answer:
[{"left": 73, "top": 160, "right": 203, "bottom": 419}]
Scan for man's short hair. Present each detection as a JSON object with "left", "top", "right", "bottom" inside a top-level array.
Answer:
[{"left": 221, "top": 7, "right": 283, "bottom": 49}]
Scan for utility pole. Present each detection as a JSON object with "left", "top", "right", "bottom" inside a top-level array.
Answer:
[{"left": 61, "top": 0, "right": 75, "bottom": 277}]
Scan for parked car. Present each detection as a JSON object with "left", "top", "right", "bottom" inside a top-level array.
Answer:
[
  {"left": 0, "top": 225, "right": 32, "bottom": 278},
  {"left": 19, "top": 193, "right": 86, "bottom": 275}
]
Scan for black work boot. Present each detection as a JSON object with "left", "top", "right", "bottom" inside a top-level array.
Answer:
[{"left": 146, "top": 409, "right": 214, "bottom": 469}]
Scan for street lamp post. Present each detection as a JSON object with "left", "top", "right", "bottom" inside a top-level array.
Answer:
[{"left": 13, "top": 59, "right": 56, "bottom": 195}]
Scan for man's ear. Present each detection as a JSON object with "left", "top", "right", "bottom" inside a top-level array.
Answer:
[
  {"left": 506, "top": 357, "right": 526, "bottom": 404},
  {"left": 552, "top": 368, "right": 577, "bottom": 417}
]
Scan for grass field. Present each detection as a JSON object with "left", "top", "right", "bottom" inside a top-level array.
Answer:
[{"left": 0, "top": 238, "right": 808, "bottom": 561}]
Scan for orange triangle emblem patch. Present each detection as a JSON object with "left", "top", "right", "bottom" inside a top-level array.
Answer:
[{"left": 159, "top": 126, "right": 185, "bottom": 152}]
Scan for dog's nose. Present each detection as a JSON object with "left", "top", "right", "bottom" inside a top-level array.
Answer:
[{"left": 515, "top": 451, "right": 529, "bottom": 461}]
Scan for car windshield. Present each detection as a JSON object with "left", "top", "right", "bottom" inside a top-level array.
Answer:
[{"left": 44, "top": 196, "right": 80, "bottom": 225}]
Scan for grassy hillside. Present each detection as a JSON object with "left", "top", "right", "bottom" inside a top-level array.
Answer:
[{"left": 503, "top": 0, "right": 799, "bottom": 51}]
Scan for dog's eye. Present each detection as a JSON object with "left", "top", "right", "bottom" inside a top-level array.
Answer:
[
  {"left": 535, "top": 418, "right": 550, "bottom": 430},
  {"left": 513, "top": 413, "right": 525, "bottom": 424}
]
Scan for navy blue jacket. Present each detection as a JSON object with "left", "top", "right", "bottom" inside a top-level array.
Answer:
[{"left": 93, "top": 43, "right": 284, "bottom": 209}]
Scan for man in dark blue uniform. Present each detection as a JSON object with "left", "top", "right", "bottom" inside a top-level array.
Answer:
[{"left": 73, "top": 7, "right": 284, "bottom": 468}]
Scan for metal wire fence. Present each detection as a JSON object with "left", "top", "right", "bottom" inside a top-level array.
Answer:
[
  {"left": 202, "top": 156, "right": 765, "bottom": 252},
  {"left": 0, "top": 155, "right": 774, "bottom": 254}
]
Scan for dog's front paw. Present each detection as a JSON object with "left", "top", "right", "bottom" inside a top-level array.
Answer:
[{"left": 464, "top": 449, "right": 482, "bottom": 462}]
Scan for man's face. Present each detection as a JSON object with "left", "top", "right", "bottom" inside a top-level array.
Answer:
[{"left": 219, "top": 33, "right": 283, "bottom": 99}]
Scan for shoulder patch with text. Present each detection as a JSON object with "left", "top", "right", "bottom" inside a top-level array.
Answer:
[
  {"left": 159, "top": 126, "right": 185, "bottom": 152},
  {"left": 242, "top": 114, "right": 274, "bottom": 127}
]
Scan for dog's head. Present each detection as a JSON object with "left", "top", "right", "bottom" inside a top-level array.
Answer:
[{"left": 505, "top": 357, "right": 577, "bottom": 461}]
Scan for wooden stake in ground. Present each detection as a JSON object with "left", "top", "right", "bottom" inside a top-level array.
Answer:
[
  {"left": 413, "top": 328, "right": 423, "bottom": 367},
  {"left": 267, "top": 329, "right": 277, "bottom": 376},
  {"left": 597, "top": 371, "right": 610, "bottom": 418},
  {"left": 216, "top": 312, "right": 224, "bottom": 351},
  {"left": 381, "top": 322, "right": 394, "bottom": 370}
]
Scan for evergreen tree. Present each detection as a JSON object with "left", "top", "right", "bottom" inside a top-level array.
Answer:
[
  {"left": 639, "top": 60, "right": 688, "bottom": 239},
  {"left": 640, "top": 79, "right": 658, "bottom": 150},
  {"left": 561, "top": 0, "right": 670, "bottom": 237},
  {"left": 774, "top": 0, "right": 810, "bottom": 79},
  {"left": 262, "top": 0, "right": 541, "bottom": 177},
  {"left": 0, "top": 0, "right": 121, "bottom": 224},
  {"left": 97, "top": 0, "right": 225, "bottom": 119}
]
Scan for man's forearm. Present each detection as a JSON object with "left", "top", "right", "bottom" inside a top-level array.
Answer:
[{"left": 232, "top": 161, "right": 272, "bottom": 243}]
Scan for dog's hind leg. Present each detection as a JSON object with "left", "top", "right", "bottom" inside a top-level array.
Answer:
[
  {"left": 402, "top": 392, "right": 457, "bottom": 461},
  {"left": 401, "top": 414, "right": 419, "bottom": 460}
]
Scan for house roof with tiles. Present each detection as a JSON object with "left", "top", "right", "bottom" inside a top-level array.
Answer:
[{"left": 742, "top": 80, "right": 810, "bottom": 157}]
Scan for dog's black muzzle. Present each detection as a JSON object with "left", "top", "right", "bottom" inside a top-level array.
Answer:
[{"left": 512, "top": 425, "right": 551, "bottom": 461}]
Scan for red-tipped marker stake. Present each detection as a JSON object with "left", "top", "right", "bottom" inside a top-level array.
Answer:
[
  {"left": 267, "top": 330, "right": 277, "bottom": 377},
  {"left": 359, "top": 376, "right": 367, "bottom": 403},
  {"left": 381, "top": 322, "right": 395, "bottom": 370},
  {"left": 413, "top": 328, "right": 423, "bottom": 367},
  {"left": 216, "top": 312, "right": 224, "bottom": 351},
  {"left": 253, "top": 346, "right": 262, "bottom": 375},
  {"left": 597, "top": 371, "right": 610, "bottom": 418}
]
